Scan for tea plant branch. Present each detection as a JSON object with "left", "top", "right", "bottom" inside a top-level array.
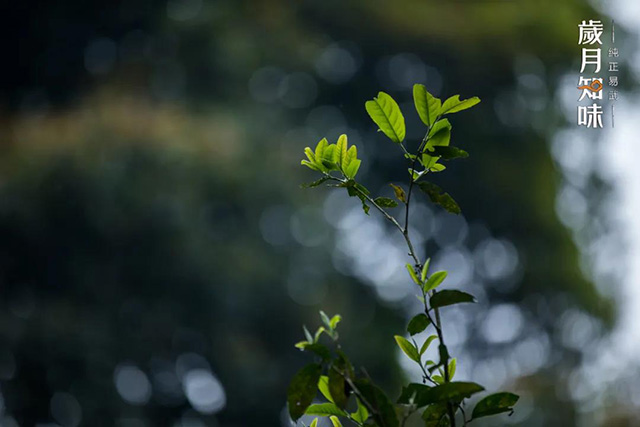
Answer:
[
  {"left": 289, "top": 86, "right": 519, "bottom": 427},
  {"left": 324, "top": 175, "right": 421, "bottom": 266}
]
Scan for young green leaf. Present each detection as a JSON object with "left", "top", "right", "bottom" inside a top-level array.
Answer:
[
  {"left": 407, "top": 313, "right": 430, "bottom": 335},
  {"left": 413, "top": 84, "right": 442, "bottom": 127},
  {"left": 343, "top": 145, "right": 357, "bottom": 170},
  {"left": 315, "top": 138, "right": 329, "bottom": 170},
  {"left": 432, "top": 374, "right": 444, "bottom": 384},
  {"left": 365, "top": 92, "right": 406, "bottom": 143},
  {"left": 303, "top": 326, "right": 314, "bottom": 343},
  {"left": 430, "top": 290, "right": 477, "bottom": 309},
  {"left": 351, "top": 398, "right": 369, "bottom": 424},
  {"left": 314, "top": 326, "right": 326, "bottom": 342},
  {"left": 344, "top": 158, "right": 361, "bottom": 179},
  {"left": 305, "top": 402, "right": 348, "bottom": 417},
  {"left": 323, "top": 144, "right": 339, "bottom": 164},
  {"left": 472, "top": 392, "right": 520, "bottom": 419},
  {"left": 287, "top": 363, "right": 322, "bottom": 420},
  {"left": 389, "top": 183, "right": 407, "bottom": 203},
  {"left": 374, "top": 197, "right": 398, "bottom": 208},
  {"left": 336, "top": 134, "right": 348, "bottom": 166},
  {"left": 329, "top": 415, "right": 344, "bottom": 427},
  {"left": 421, "top": 258, "right": 431, "bottom": 282},
  {"left": 320, "top": 311, "right": 332, "bottom": 329},
  {"left": 310, "top": 418, "right": 318, "bottom": 427},
  {"left": 329, "top": 314, "right": 341, "bottom": 330},
  {"left": 318, "top": 375, "right": 334, "bottom": 403},
  {"left": 394, "top": 335, "right": 421, "bottom": 363},
  {"left": 440, "top": 95, "right": 481, "bottom": 115},
  {"left": 421, "top": 119, "right": 452, "bottom": 169},
  {"left": 420, "top": 334, "right": 438, "bottom": 356},
  {"left": 423, "top": 271, "right": 448, "bottom": 292},
  {"left": 406, "top": 264, "right": 421, "bottom": 285},
  {"left": 448, "top": 358, "right": 457, "bottom": 379},
  {"left": 301, "top": 160, "right": 321, "bottom": 171}
]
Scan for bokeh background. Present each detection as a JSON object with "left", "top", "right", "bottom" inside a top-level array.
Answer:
[{"left": 0, "top": 0, "right": 639, "bottom": 426}]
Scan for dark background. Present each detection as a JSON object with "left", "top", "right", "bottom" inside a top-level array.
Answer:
[{"left": 0, "top": 1, "right": 636, "bottom": 426}]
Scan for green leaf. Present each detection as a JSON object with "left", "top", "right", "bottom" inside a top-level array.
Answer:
[
  {"left": 399, "top": 382, "right": 484, "bottom": 407},
  {"left": 429, "top": 163, "right": 446, "bottom": 172},
  {"left": 413, "top": 84, "right": 442, "bottom": 127},
  {"left": 301, "top": 160, "right": 322, "bottom": 171},
  {"left": 398, "top": 383, "right": 431, "bottom": 405},
  {"left": 320, "top": 311, "right": 332, "bottom": 329},
  {"left": 448, "top": 358, "right": 457, "bottom": 380},
  {"left": 353, "top": 379, "right": 399, "bottom": 427},
  {"left": 438, "top": 344, "right": 450, "bottom": 366},
  {"left": 318, "top": 375, "right": 334, "bottom": 403},
  {"left": 421, "top": 119, "right": 451, "bottom": 169},
  {"left": 322, "top": 160, "right": 339, "bottom": 171},
  {"left": 301, "top": 176, "right": 330, "bottom": 188},
  {"left": 416, "top": 182, "right": 461, "bottom": 215},
  {"left": 426, "top": 146, "right": 469, "bottom": 160},
  {"left": 346, "top": 181, "right": 370, "bottom": 215},
  {"left": 432, "top": 375, "right": 444, "bottom": 384},
  {"left": 310, "top": 418, "right": 318, "bottom": 427},
  {"left": 389, "top": 184, "right": 407, "bottom": 203},
  {"left": 303, "top": 326, "right": 314, "bottom": 343},
  {"left": 305, "top": 402, "right": 348, "bottom": 417},
  {"left": 336, "top": 134, "right": 348, "bottom": 166},
  {"left": 323, "top": 144, "right": 339, "bottom": 164},
  {"left": 351, "top": 398, "right": 369, "bottom": 424},
  {"left": 329, "top": 361, "right": 348, "bottom": 409},
  {"left": 303, "top": 343, "right": 332, "bottom": 361},
  {"left": 329, "top": 416, "right": 343, "bottom": 427},
  {"left": 344, "top": 158, "right": 361, "bottom": 179},
  {"left": 423, "top": 271, "right": 447, "bottom": 292},
  {"left": 365, "top": 92, "right": 406, "bottom": 143},
  {"left": 314, "top": 326, "right": 326, "bottom": 342},
  {"left": 406, "top": 264, "right": 421, "bottom": 286},
  {"left": 343, "top": 145, "right": 357, "bottom": 170},
  {"left": 430, "top": 290, "right": 477, "bottom": 309},
  {"left": 374, "top": 197, "right": 398, "bottom": 208},
  {"left": 420, "top": 335, "right": 438, "bottom": 356},
  {"left": 287, "top": 363, "right": 322, "bottom": 420},
  {"left": 315, "top": 138, "right": 329, "bottom": 168},
  {"left": 440, "top": 95, "right": 481, "bottom": 115},
  {"left": 421, "top": 258, "right": 431, "bottom": 282},
  {"left": 422, "top": 403, "right": 449, "bottom": 426},
  {"left": 472, "top": 392, "right": 519, "bottom": 419},
  {"left": 407, "top": 314, "right": 430, "bottom": 335},
  {"left": 330, "top": 314, "right": 341, "bottom": 330},
  {"left": 394, "top": 335, "right": 421, "bottom": 364}
]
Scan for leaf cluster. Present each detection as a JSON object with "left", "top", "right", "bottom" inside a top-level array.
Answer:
[{"left": 290, "top": 84, "right": 518, "bottom": 426}]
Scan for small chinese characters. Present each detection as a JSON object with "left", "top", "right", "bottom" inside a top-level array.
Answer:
[{"left": 608, "top": 21, "right": 619, "bottom": 127}]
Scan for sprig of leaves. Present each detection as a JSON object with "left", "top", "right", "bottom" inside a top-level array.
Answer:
[{"left": 289, "top": 83, "right": 519, "bottom": 427}]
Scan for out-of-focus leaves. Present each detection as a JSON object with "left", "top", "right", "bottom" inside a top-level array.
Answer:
[
  {"left": 287, "top": 363, "right": 322, "bottom": 420},
  {"left": 472, "top": 392, "right": 519, "bottom": 419}
]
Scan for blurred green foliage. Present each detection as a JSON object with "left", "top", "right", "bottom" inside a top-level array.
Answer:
[{"left": 0, "top": 0, "right": 626, "bottom": 425}]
